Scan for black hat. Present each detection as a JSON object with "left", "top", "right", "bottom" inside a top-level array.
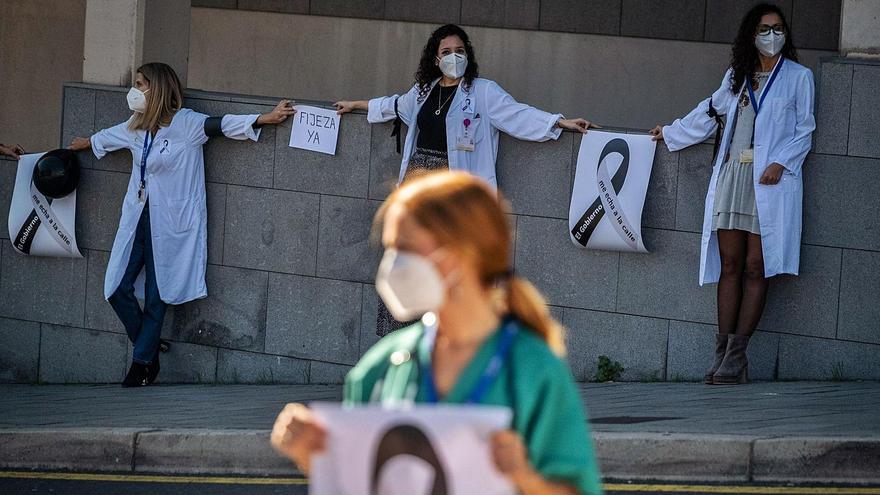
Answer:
[{"left": 32, "top": 149, "right": 80, "bottom": 199}]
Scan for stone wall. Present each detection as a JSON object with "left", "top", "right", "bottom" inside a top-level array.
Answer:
[{"left": 1, "top": 56, "right": 879, "bottom": 384}]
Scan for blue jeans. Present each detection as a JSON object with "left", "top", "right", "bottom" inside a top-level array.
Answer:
[{"left": 108, "top": 202, "right": 167, "bottom": 364}]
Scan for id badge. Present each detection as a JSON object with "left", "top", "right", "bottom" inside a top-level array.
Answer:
[
  {"left": 138, "top": 186, "right": 146, "bottom": 204},
  {"left": 456, "top": 135, "right": 475, "bottom": 152},
  {"left": 739, "top": 148, "right": 754, "bottom": 164}
]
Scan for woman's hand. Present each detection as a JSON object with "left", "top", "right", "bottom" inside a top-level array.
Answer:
[
  {"left": 649, "top": 125, "right": 664, "bottom": 141},
  {"left": 759, "top": 162, "right": 785, "bottom": 185},
  {"left": 270, "top": 403, "right": 327, "bottom": 475},
  {"left": 491, "top": 430, "right": 578, "bottom": 495},
  {"left": 333, "top": 100, "right": 368, "bottom": 115},
  {"left": 68, "top": 137, "right": 92, "bottom": 151},
  {"left": 557, "top": 118, "right": 599, "bottom": 134},
  {"left": 257, "top": 100, "right": 296, "bottom": 126},
  {"left": 0, "top": 143, "right": 25, "bottom": 159}
]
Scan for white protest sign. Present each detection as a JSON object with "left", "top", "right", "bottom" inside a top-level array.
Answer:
[
  {"left": 7, "top": 152, "right": 82, "bottom": 258},
  {"left": 568, "top": 130, "right": 656, "bottom": 253},
  {"left": 288, "top": 105, "right": 340, "bottom": 155},
  {"left": 309, "top": 403, "right": 515, "bottom": 495}
]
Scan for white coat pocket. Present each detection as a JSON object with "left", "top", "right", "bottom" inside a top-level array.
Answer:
[
  {"left": 769, "top": 98, "right": 796, "bottom": 127},
  {"left": 164, "top": 198, "right": 196, "bottom": 233}
]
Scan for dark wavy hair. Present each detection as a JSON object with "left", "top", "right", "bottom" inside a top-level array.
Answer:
[
  {"left": 414, "top": 24, "right": 479, "bottom": 99},
  {"left": 728, "top": 3, "right": 798, "bottom": 93}
]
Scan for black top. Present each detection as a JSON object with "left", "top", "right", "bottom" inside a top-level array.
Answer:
[{"left": 416, "top": 83, "right": 458, "bottom": 152}]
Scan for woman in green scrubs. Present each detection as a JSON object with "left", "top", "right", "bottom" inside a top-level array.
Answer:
[{"left": 272, "top": 172, "right": 603, "bottom": 495}]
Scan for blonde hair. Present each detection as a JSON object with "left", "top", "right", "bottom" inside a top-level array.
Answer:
[
  {"left": 376, "top": 172, "right": 566, "bottom": 355},
  {"left": 129, "top": 63, "right": 183, "bottom": 131}
]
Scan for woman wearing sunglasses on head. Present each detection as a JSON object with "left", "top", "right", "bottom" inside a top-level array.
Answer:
[{"left": 650, "top": 3, "right": 815, "bottom": 385}]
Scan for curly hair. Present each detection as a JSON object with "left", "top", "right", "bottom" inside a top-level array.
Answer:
[
  {"left": 414, "top": 24, "right": 480, "bottom": 100},
  {"left": 728, "top": 3, "right": 798, "bottom": 94}
]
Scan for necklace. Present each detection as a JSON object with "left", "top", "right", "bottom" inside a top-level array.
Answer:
[{"left": 435, "top": 85, "right": 456, "bottom": 116}]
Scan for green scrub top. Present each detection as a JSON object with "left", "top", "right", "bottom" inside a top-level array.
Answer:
[{"left": 344, "top": 319, "right": 604, "bottom": 495}]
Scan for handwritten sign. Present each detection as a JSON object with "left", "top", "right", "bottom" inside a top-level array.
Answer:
[{"left": 288, "top": 105, "right": 340, "bottom": 155}]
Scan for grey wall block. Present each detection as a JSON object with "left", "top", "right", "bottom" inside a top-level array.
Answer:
[
  {"left": 206, "top": 182, "right": 226, "bottom": 265},
  {"left": 514, "top": 215, "right": 619, "bottom": 311},
  {"left": 539, "top": 0, "right": 621, "bottom": 35},
  {"left": 497, "top": 132, "right": 572, "bottom": 219},
  {"left": 171, "top": 264, "right": 268, "bottom": 352},
  {"left": 61, "top": 86, "right": 96, "bottom": 170},
  {"left": 802, "top": 154, "right": 880, "bottom": 251},
  {"left": 310, "top": 361, "right": 353, "bottom": 384},
  {"left": 186, "top": 98, "right": 276, "bottom": 188},
  {"left": 192, "top": 0, "right": 236, "bottom": 8},
  {"left": 848, "top": 64, "right": 880, "bottom": 159},
  {"left": 0, "top": 161, "right": 16, "bottom": 240},
  {"left": 563, "top": 308, "right": 668, "bottom": 381},
  {"left": 621, "top": 0, "right": 706, "bottom": 41},
  {"left": 0, "top": 244, "right": 87, "bottom": 327},
  {"left": 39, "top": 325, "right": 128, "bottom": 383},
  {"left": 360, "top": 284, "right": 381, "bottom": 355},
  {"left": 778, "top": 334, "right": 880, "bottom": 380},
  {"left": 310, "top": 0, "right": 385, "bottom": 20},
  {"left": 642, "top": 144, "right": 679, "bottom": 230},
  {"left": 814, "top": 60, "right": 853, "bottom": 156},
  {"left": 223, "top": 185, "right": 319, "bottom": 275},
  {"left": 237, "top": 0, "right": 309, "bottom": 14},
  {"left": 74, "top": 168, "right": 129, "bottom": 251},
  {"left": 92, "top": 90, "right": 135, "bottom": 174},
  {"left": 217, "top": 349, "right": 310, "bottom": 384},
  {"left": 704, "top": 0, "right": 792, "bottom": 44},
  {"left": 316, "top": 196, "right": 382, "bottom": 283},
  {"left": 274, "top": 111, "right": 371, "bottom": 197},
  {"left": 83, "top": 249, "right": 125, "bottom": 334},
  {"left": 153, "top": 341, "right": 218, "bottom": 383},
  {"left": 758, "top": 245, "right": 841, "bottom": 338},
  {"left": 266, "top": 273, "right": 362, "bottom": 364},
  {"left": 666, "top": 321, "right": 779, "bottom": 381},
  {"left": 0, "top": 317, "right": 41, "bottom": 383},
  {"left": 617, "top": 228, "right": 717, "bottom": 325},
  {"left": 368, "top": 121, "right": 403, "bottom": 201},
  {"left": 674, "top": 143, "right": 714, "bottom": 233},
  {"left": 791, "top": 0, "right": 841, "bottom": 51},
  {"left": 461, "top": 0, "right": 540, "bottom": 30},
  {"left": 837, "top": 249, "right": 880, "bottom": 345},
  {"left": 383, "top": 0, "right": 461, "bottom": 24}
]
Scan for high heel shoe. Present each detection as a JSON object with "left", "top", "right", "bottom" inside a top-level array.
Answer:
[
  {"left": 122, "top": 362, "right": 150, "bottom": 388},
  {"left": 712, "top": 334, "right": 750, "bottom": 385},
  {"left": 704, "top": 334, "right": 729, "bottom": 384}
]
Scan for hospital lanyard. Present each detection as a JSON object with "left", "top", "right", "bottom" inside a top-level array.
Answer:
[
  {"left": 420, "top": 319, "right": 519, "bottom": 404},
  {"left": 139, "top": 132, "right": 156, "bottom": 195},
  {"left": 745, "top": 57, "right": 784, "bottom": 146}
]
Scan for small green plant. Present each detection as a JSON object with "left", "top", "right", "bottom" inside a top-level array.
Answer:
[
  {"left": 595, "top": 355, "right": 624, "bottom": 382},
  {"left": 830, "top": 362, "right": 845, "bottom": 382}
]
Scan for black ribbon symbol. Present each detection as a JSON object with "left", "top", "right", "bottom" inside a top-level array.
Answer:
[{"left": 570, "top": 138, "right": 630, "bottom": 247}]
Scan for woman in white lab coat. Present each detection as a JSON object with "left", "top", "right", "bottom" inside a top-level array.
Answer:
[
  {"left": 333, "top": 24, "right": 596, "bottom": 335},
  {"left": 69, "top": 63, "right": 294, "bottom": 387},
  {"left": 650, "top": 4, "right": 815, "bottom": 385}
]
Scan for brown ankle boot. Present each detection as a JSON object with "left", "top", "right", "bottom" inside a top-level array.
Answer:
[
  {"left": 704, "top": 334, "right": 729, "bottom": 384},
  {"left": 712, "top": 334, "right": 750, "bottom": 385}
]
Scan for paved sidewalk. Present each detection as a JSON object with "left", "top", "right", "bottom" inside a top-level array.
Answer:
[{"left": 1, "top": 382, "right": 879, "bottom": 483}]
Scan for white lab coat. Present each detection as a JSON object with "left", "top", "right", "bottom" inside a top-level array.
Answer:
[
  {"left": 91, "top": 109, "right": 261, "bottom": 304},
  {"left": 368, "top": 78, "right": 564, "bottom": 189},
  {"left": 663, "top": 59, "right": 815, "bottom": 285}
]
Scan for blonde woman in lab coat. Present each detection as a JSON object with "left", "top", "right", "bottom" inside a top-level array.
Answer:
[
  {"left": 69, "top": 63, "right": 294, "bottom": 387},
  {"left": 334, "top": 23, "right": 596, "bottom": 335},
  {"left": 650, "top": 4, "right": 815, "bottom": 385}
]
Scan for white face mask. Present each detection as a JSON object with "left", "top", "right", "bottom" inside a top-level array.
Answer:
[
  {"left": 127, "top": 87, "right": 149, "bottom": 113},
  {"left": 437, "top": 53, "right": 468, "bottom": 80},
  {"left": 375, "top": 249, "right": 447, "bottom": 322},
  {"left": 755, "top": 32, "right": 785, "bottom": 58}
]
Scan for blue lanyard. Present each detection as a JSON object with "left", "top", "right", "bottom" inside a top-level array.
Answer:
[
  {"left": 139, "top": 132, "right": 155, "bottom": 189},
  {"left": 421, "top": 319, "right": 519, "bottom": 404},
  {"left": 746, "top": 57, "right": 784, "bottom": 116}
]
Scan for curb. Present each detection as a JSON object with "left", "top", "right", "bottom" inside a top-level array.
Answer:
[{"left": 2, "top": 429, "right": 879, "bottom": 484}]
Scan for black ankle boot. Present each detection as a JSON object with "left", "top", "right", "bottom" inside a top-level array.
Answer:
[{"left": 122, "top": 362, "right": 150, "bottom": 388}]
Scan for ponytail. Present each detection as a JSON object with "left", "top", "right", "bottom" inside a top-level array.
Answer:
[{"left": 506, "top": 276, "right": 566, "bottom": 356}]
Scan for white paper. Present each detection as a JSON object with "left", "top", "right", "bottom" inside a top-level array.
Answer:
[
  {"left": 568, "top": 130, "right": 656, "bottom": 253},
  {"left": 7, "top": 152, "right": 82, "bottom": 258},
  {"left": 288, "top": 105, "right": 341, "bottom": 155},
  {"left": 309, "top": 403, "right": 515, "bottom": 495}
]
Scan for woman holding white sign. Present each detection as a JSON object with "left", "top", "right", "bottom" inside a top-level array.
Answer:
[
  {"left": 272, "top": 172, "right": 603, "bottom": 495},
  {"left": 334, "top": 24, "right": 595, "bottom": 335},
  {"left": 650, "top": 4, "right": 814, "bottom": 385},
  {"left": 68, "top": 63, "right": 294, "bottom": 387}
]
